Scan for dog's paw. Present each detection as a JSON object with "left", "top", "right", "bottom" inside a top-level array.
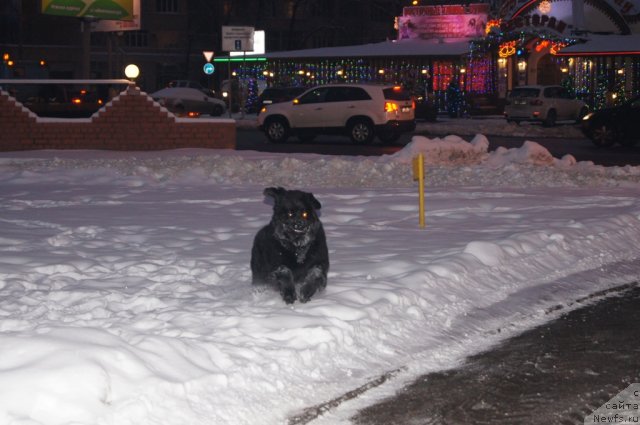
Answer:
[
  {"left": 298, "top": 284, "right": 316, "bottom": 303},
  {"left": 281, "top": 285, "right": 297, "bottom": 304}
]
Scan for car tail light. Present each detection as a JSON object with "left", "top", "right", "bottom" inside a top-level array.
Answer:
[
  {"left": 72, "top": 98, "right": 82, "bottom": 104},
  {"left": 187, "top": 111, "right": 200, "bottom": 118},
  {"left": 385, "top": 102, "right": 398, "bottom": 112},
  {"left": 412, "top": 100, "right": 416, "bottom": 109},
  {"left": 529, "top": 99, "right": 543, "bottom": 106}
]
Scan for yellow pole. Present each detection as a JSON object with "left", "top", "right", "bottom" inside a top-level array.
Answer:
[{"left": 413, "top": 153, "right": 425, "bottom": 228}]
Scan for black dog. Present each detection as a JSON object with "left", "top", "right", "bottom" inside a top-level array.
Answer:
[{"left": 251, "top": 187, "right": 329, "bottom": 304}]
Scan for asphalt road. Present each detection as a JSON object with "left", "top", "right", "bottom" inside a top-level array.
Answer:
[
  {"left": 237, "top": 127, "right": 640, "bottom": 167},
  {"left": 351, "top": 283, "right": 640, "bottom": 425}
]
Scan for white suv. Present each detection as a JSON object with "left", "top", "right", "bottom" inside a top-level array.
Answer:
[
  {"left": 257, "top": 84, "right": 416, "bottom": 144},
  {"left": 504, "top": 85, "right": 588, "bottom": 127}
]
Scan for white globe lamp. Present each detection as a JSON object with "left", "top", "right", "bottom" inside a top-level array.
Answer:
[{"left": 124, "top": 64, "right": 140, "bottom": 82}]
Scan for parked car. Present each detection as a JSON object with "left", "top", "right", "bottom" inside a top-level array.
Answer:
[
  {"left": 168, "top": 80, "right": 215, "bottom": 97},
  {"left": 581, "top": 96, "right": 640, "bottom": 147},
  {"left": 250, "top": 86, "right": 307, "bottom": 113},
  {"left": 150, "top": 87, "right": 226, "bottom": 117},
  {"left": 257, "top": 83, "right": 416, "bottom": 144},
  {"left": 504, "top": 85, "right": 588, "bottom": 126},
  {"left": 411, "top": 89, "right": 438, "bottom": 122}
]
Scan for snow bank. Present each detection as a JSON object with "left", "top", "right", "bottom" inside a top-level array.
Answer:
[{"left": 0, "top": 135, "right": 639, "bottom": 425}]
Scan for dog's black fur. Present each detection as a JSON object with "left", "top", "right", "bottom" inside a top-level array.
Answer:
[{"left": 251, "top": 187, "right": 329, "bottom": 304}]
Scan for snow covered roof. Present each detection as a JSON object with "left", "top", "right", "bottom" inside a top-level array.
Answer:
[
  {"left": 239, "top": 38, "right": 473, "bottom": 60},
  {"left": 556, "top": 34, "right": 640, "bottom": 56}
]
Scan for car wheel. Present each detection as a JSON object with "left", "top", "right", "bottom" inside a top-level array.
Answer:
[
  {"left": 264, "top": 117, "right": 289, "bottom": 143},
  {"left": 211, "top": 104, "right": 224, "bottom": 116},
  {"left": 590, "top": 123, "right": 616, "bottom": 147},
  {"left": 348, "top": 118, "right": 374, "bottom": 144},
  {"left": 543, "top": 109, "right": 557, "bottom": 127},
  {"left": 576, "top": 106, "right": 588, "bottom": 123}
]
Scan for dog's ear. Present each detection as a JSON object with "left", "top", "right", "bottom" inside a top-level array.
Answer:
[
  {"left": 305, "top": 193, "right": 322, "bottom": 210},
  {"left": 263, "top": 187, "right": 286, "bottom": 204}
]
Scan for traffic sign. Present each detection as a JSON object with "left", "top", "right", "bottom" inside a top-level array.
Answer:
[
  {"left": 203, "top": 51, "right": 214, "bottom": 62},
  {"left": 203, "top": 63, "right": 215, "bottom": 75}
]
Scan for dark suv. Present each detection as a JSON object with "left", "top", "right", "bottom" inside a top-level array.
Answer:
[{"left": 581, "top": 96, "right": 640, "bottom": 147}]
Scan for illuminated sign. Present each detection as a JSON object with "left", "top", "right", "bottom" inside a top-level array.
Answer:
[
  {"left": 398, "top": 3, "right": 488, "bottom": 39},
  {"left": 91, "top": 0, "right": 139, "bottom": 31},
  {"left": 502, "top": 14, "right": 568, "bottom": 34},
  {"left": 42, "top": 0, "right": 133, "bottom": 20},
  {"left": 398, "top": 14, "right": 488, "bottom": 39}
]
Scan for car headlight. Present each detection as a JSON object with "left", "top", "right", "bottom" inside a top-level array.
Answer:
[{"left": 582, "top": 112, "right": 594, "bottom": 121}]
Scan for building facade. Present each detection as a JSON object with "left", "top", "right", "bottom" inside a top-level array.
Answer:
[{"left": 1, "top": 0, "right": 402, "bottom": 92}]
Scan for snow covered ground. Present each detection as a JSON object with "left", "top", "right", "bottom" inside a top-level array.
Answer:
[{"left": 1, "top": 127, "right": 640, "bottom": 425}]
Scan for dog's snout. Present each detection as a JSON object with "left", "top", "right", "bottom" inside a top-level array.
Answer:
[{"left": 292, "top": 220, "right": 307, "bottom": 232}]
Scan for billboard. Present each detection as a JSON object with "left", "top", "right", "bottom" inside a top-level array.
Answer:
[
  {"left": 41, "top": 0, "right": 134, "bottom": 21},
  {"left": 91, "top": 0, "right": 140, "bottom": 31},
  {"left": 398, "top": 4, "right": 488, "bottom": 40},
  {"left": 398, "top": 14, "right": 487, "bottom": 40}
]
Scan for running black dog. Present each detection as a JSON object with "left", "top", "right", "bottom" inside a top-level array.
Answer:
[{"left": 251, "top": 187, "right": 329, "bottom": 304}]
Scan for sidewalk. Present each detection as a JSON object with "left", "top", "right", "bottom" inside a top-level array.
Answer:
[{"left": 351, "top": 283, "right": 640, "bottom": 424}]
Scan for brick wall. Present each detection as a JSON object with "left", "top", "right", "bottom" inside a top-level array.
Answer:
[{"left": 0, "top": 85, "right": 236, "bottom": 151}]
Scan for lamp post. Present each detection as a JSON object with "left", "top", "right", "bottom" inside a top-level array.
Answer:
[{"left": 124, "top": 64, "right": 139, "bottom": 86}]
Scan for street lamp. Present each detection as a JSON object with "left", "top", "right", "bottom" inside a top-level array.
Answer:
[{"left": 124, "top": 64, "right": 140, "bottom": 82}]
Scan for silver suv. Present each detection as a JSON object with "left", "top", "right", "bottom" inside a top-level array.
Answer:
[
  {"left": 504, "top": 85, "right": 588, "bottom": 127},
  {"left": 257, "top": 84, "right": 416, "bottom": 144}
]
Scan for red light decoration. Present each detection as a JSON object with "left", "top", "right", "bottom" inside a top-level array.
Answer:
[
  {"left": 485, "top": 19, "right": 502, "bottom": 34},
  {"left": 535, "top": 40, "right": 550, "bottom": 52},
  {"left": 550, "top": 41, "right": 568, "bottom": 55}
]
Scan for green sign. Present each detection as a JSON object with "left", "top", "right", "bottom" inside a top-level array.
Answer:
[{"left": 41, "top": 0, "right": 133, "bottom": 20}]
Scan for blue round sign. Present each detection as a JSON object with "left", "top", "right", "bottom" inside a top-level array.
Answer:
[{"left": 203, "top": 63, "right": 215, "bottom": 75}]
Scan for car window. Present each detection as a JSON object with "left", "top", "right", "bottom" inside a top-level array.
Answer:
[
  {"left": 543, "top": 87, "right": 559, "bottom": 98},
  {"left": 510, "top": 88, "right": 540, "bottom": 98},
  {"left": 383, "top": 87, "right": 411, "bottom": 101},
  {"left": 345, "top": 87, "right": 371, "bottom": 101},
  {"left": 287, "top": 88, "right": 306, "bottom": 97},
  {"left": 324, "top": 87, "right": 371, "bottom": 102},
  {"left": 557, "top": 88, "right": 572, "bottom": 99},
  {"left": 297, "top": 87, "right": 329, "bottom": 104}
]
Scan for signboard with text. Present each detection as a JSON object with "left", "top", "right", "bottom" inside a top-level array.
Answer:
[
  {"left": 42, "top": 0, "right": 134, "bottom": 20},
  {"left": 91, "top": 0, "right": 139, "bottom": 31},
  {"left": 230, "top": 30, "right": 265, "bottom": 56},
  {"left": 222, "top": 26, "right": 254, "bottom": 52},
  {"left": 398, "top": 14, "right": 488, "bottom": 39},
  {"left": 398, "top": 4, "right": 488, "bottom": 40}
]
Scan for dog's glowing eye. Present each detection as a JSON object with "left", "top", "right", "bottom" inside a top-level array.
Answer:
[{"left": 301, "top": 211, "right": 308, "bottom": 219}]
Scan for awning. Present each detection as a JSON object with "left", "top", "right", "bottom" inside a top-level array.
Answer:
[
  {"left": 216, "top": 38, "right": 473, "bottom": 61},
  {"left": 556, "top": 34, "right": 640, "bottom": 56}
]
